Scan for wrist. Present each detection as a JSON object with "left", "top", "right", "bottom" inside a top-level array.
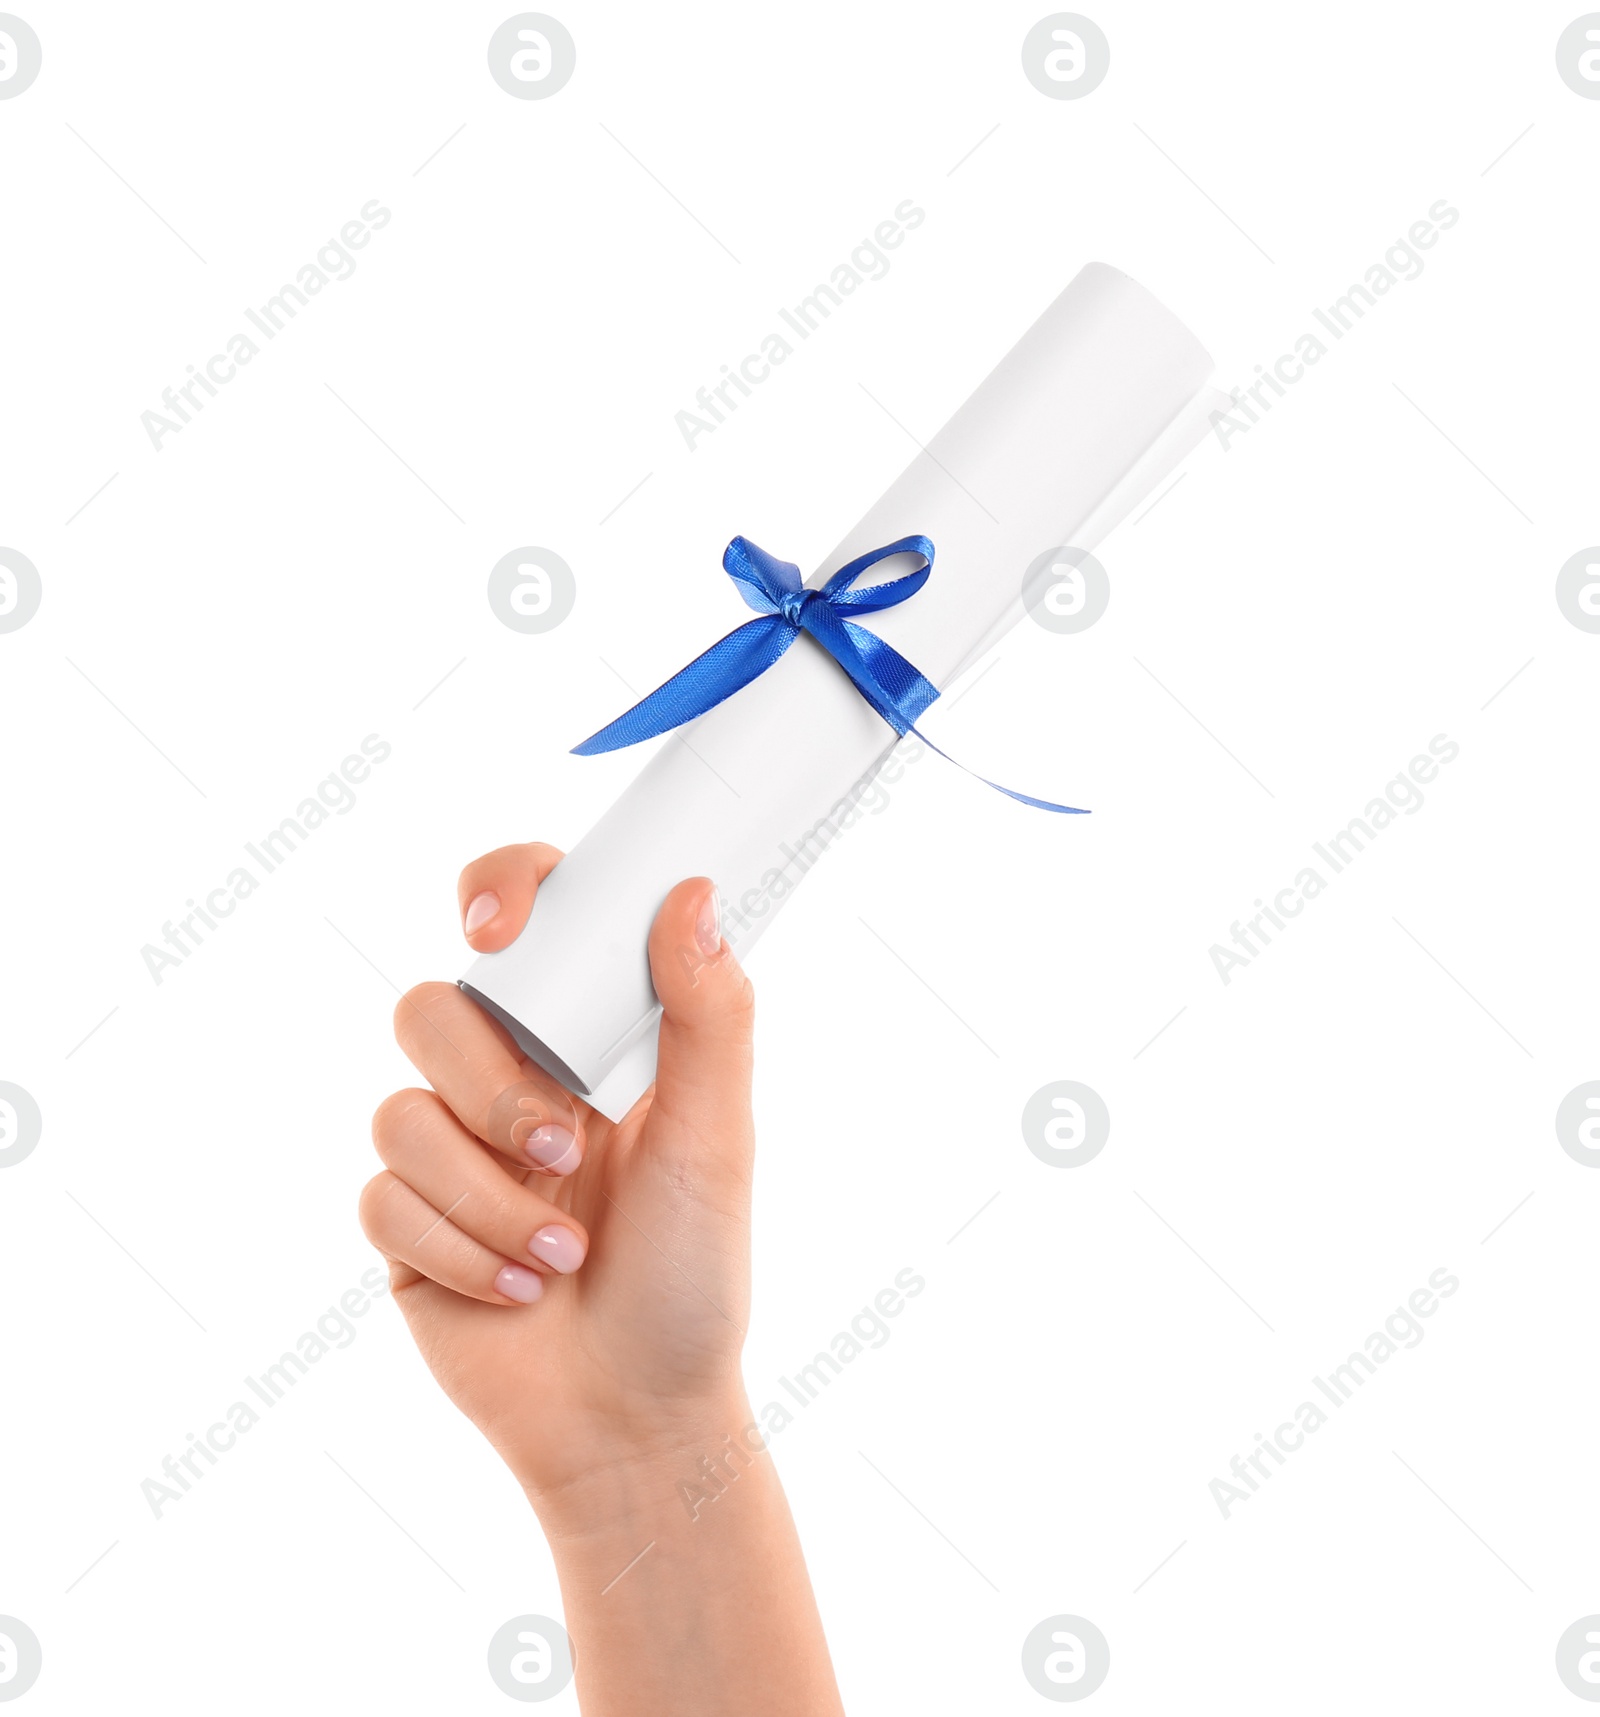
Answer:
[
  {"left": 520, "top": 1391, "right": 844, "bottom": 1717},
  {"left": 516, "top": 1388, "right": 761, "bottom": 1542}
]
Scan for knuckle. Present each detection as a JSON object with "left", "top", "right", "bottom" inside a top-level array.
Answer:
[
  {"left": 393, "top": 981, "right": 457, "bottom": 1041},
  {"left": 473, "top": 1162, "right": 565, "bottom": 1240},
  {"left": 482, "top": 1186, "right": 535, "bottom": 1240},
  {"left": 371, "top": 1088, "right": 437, "bottom": 1157},
  {"left": 357, "top": 1171, "right": 401, "bottom": 1240},
  {"left": 718, "top": 966, "right": 756, "bottom": 1027},
  {"left": 665, "top": 942, "right": 757, "bottom": 1013}
]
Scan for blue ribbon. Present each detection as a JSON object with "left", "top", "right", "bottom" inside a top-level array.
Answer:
[{"left": 573, "top": 535, "right": 1085, "bottom": 814}]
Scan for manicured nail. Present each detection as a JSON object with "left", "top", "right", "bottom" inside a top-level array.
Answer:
[
  {"left": 464, "top": 891, "right": 500, "bottom": 936},
  {"left": 695, "top": 885, "right": 722, "bottom": 958},
  {"left": 524, "top": 1123, "right": 580, "bottom": 1177},
  {"left": 528, "top": 1225, "right": 586, "bottom": 1273},
  {"left": 495, "top": 1263, "right": 543, "bottom": 1303}
]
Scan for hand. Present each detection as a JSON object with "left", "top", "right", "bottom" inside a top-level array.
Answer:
[
  {"left": 359, "top": 841, "right": 756, "bottom": 1506},
  {"left": 360, "top": 841, "right": 843, "bottom": 1716}
]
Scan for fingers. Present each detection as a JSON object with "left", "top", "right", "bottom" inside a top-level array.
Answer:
[
  {"left": 393, "top": 982, "right": 586, "bottom": 1178},
  {"left": 647, "top": 878, "right": 755, "bottom": 1147},
  {"left": 371, "top": 1090, "right": 589, "bottom": 1284},
  {"left": 458, "top": 841, "right": 564, "bottom": 953},
  {"left": 359, "top": 1169, "right": 551, "bottom": 1306}
]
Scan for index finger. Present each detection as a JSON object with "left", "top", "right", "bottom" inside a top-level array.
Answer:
[
  {"left": 394, "top": 982, "right": 588, "bottom": 1177},
  {"left": 458, "top": 840, "right": 564, "bottom": 953}
]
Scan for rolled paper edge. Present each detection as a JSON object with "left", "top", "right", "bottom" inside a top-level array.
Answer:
[{"left": 457, "top": 982, "right": 595, "bottom": 1095}]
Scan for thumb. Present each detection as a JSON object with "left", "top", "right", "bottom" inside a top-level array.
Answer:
[{"left": 646, "top": 878, "right": 755, "bottom": 1145}]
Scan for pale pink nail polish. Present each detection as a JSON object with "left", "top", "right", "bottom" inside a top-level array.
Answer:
[
  {"left": 528, "top": 1225, "right": 587, "bottom": 1273},
  {"left": 495, "top": 1263, "right": 543, "bottom": 1303},
  {"left": 695, "top": 886, "right": 722, "bottom": 958},
  {"left": 524, "top": 1123, "right": 581, "bottom": 1176},
  {"left": 464, "top": 891, "right": 500, "bottom": 935}
]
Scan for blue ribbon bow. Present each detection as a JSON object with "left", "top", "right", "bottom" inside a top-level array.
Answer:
[{"left": 573, "top": 535, "right": 1084, "bottom": 814}]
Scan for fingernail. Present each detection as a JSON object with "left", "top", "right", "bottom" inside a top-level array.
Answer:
[
  {"left": 464, "top": 891, "right": 500, "bottom": 936},
  {"left": 695, "top": 885, "right": 722, "bottom": 958},
  {"left": 524, "top": 1123, "right": 580, "bottom": 1177},
  {"left": 495, "top": 1263, "right": 543, "bottom": 1303},
  {"left": 528, "top": 1225, "right": 587, "bottom": 1273}
]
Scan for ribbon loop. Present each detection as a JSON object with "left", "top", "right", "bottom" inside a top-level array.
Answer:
[{"left": 571, "top": 535, "right": 1085, "bottom": 814}]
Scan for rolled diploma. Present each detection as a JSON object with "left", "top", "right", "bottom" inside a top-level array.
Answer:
[{"left": 463, "top": 262, "right": 1223, "bottom": 1120}]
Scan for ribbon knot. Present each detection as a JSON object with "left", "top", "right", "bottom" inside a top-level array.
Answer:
[
  {"left": 572, "top": 534, "right": 1084, "bottom": 814},
  {"left": 778, "top": 587, "right": 815, "bottom": 628}
]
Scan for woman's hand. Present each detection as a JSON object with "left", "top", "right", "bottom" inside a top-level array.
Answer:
[
  {"left": 360, "top": 842, "right": 843, "bottom": 1715},
  {"left": 359, "top": 841, "right": 755, "bottom": 1505}
]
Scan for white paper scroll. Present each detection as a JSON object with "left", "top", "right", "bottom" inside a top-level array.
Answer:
[{"left": 463, "top": 263, "right": 1225, "bottom": 1119}]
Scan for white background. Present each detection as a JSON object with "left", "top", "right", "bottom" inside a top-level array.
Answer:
[{"left": 3, "top": 2, "right": 1598, "bottom": 1710}]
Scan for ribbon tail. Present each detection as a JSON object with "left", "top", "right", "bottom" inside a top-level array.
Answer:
[
  {"left": 571, "top": 617, "right": 794, "bottom": 755},
  {"left": 908, "top": 727, "right": 1088, "bottom": 814},
  {"left": 809, "top": 612, "right": 1086, "bottom": 812},
  {"left": 802, "top": 609, "right": 939, "bottom": 732}
]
